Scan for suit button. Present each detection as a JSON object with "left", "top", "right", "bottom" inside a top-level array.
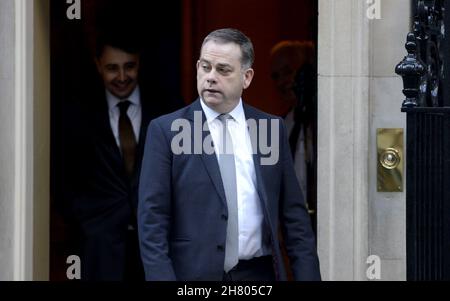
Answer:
[
  {"left": 221, "top": 214, "right": 228, "bottom": 221},
  {"left": 217, "top": 245, "right": 225, "bottom": 251}
]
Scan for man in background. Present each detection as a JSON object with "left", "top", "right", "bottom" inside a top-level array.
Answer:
[
  {"left": 270, "top": 41, "right": 317, "bottom": 234},
  {"left": 61, "top": 29, "right": 175, "bottom": 280}
]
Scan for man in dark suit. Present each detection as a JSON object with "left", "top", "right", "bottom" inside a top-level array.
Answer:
[
  {"left": 138, "top": 28, "right": 320, "bottom": 281},
  {"left": 270, "top": 41, "right": 318, "bottom": 235},
  {"left": 62, "top": 30, "right": 177, "bottom": 281}
]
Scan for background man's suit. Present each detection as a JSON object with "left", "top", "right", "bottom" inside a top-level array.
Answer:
[
  {"left": 138, "top": 99, "right": 321, "bottom": 281},
  {"left": 62, "top": 86, "right": 176, "bottom": 280}
]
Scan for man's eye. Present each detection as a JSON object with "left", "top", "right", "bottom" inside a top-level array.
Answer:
[
  {"left": 125, "top": 64, "right": 136, "bottom": 70},
  {"left": 202, "top": 65, "right": 211, "bottom": 71},
  {"left": 218, "top": 68, "right": 230, "bottom": 74},
  {"left": 106, "top": 65, "right": 118, "bottom": 72}
]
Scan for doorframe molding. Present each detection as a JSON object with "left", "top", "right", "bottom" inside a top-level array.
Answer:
[
  {"left": 14, "top": 0, "right": 50, "bottom": 281},
  {"left": 317, "top": 0, "right": 371, "bottom": 280},
  {"left": 14, "top": 0, "right": 35, "bottom": 281}
]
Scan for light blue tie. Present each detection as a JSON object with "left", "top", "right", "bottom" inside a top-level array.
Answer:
[{"left": 217, "top": 114, "right": 239, "bottom": 273}]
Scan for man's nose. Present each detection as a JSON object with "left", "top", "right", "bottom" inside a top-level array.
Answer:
[
  {"left": 118, "top": 69, "right": 127, "bottom": 82},
  {"left": 206, "top": 70, "right": 217, "bottom": 84}
]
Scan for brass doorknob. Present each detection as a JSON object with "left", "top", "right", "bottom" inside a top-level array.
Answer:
[
  {"left": 379, "top": 148, "right": 401, "bottom": 170},
  {"left": 377, "top": 129, "right": 403, "bottom": 192}
]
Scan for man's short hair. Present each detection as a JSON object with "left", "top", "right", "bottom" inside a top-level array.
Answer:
[
  {"left": 270, "top": 40, "right": 315, "bottom": 65},
  {"left": 95, "top": 28, "right": 142, "bottom": 58},
  {"left": 202, "top": 28, "right": 255, "bottom": 69}
]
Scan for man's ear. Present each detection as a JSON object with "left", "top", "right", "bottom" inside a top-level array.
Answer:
[{"left": 243, "top": 68, "right": 254, "bottom": 90}]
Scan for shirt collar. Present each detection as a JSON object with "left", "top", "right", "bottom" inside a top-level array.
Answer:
[
  {"left": 106, "top": 85, "right": 141, "bottom": 112},
  {"left": 200, "top": 98, "right": 246, "bottom": 125}
]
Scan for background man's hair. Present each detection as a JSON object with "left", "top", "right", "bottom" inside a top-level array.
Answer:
[
  {"left": 95, "top": 27, "right": 142, "bottom": 58},
  {"left": 270, "top": 40, "right": 315, "bottom": 65},
  {"left": 202, "top": 28, "right": 255, "bottom": 69}
]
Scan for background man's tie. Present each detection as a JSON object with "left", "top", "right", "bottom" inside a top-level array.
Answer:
[
  {"left": 217, "top": 114, "right": 239, "bottom": 273},
  {"left": 118, "top": 101, "right": 137, "bottom": 177}
]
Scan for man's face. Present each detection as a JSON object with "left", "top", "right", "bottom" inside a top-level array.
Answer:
[
  {"left": 270, "top": 50, "right": 304, "bottom": 107},
  {"left": 96, "top": 45, "right": 140, "bottom": 99},
  {"left": 197, "top": 41, "right": 254, "bottom": 113}
]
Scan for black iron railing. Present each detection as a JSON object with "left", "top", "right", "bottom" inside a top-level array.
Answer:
[{"left": 396, "top": 0, "right": 450, "bottom": 281}]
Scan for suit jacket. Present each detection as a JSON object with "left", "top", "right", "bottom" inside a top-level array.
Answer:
[
  {"left": 138, "top": 99, "right": 321, "bottom": 281},
  {"left": 62, "top": 87, "right": 171, "bottom": 280}
]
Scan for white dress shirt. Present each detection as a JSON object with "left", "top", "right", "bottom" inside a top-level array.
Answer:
[
  {"left": 200, "top": 99, "right": 270, "bottom": 260},
  {"left": 106, "top": 86, "right": 142, "bottom": 148}
]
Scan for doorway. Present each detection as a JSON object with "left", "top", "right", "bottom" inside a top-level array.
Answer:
[{"left": 49, "top": 0, "right": 318, "bottom": 280}]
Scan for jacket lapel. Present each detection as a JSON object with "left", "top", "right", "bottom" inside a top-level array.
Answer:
[
  {"left": 130, "top": 95, "right": 154, "bottom": 186},
  {"left": 184, "top": 100, "right": 272, "bottom": 209},
  {"left": 243, "top": 104, "right": 270, "bottom": 208},
  {"left": 186, "top": 100, "right": 227, "bottom": 207},
  {"left": 135, "top": 95, "right": 154, "bottom": 165},
  {"left": 91, "top": 96, "right": 124, "bottom": 168}
]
